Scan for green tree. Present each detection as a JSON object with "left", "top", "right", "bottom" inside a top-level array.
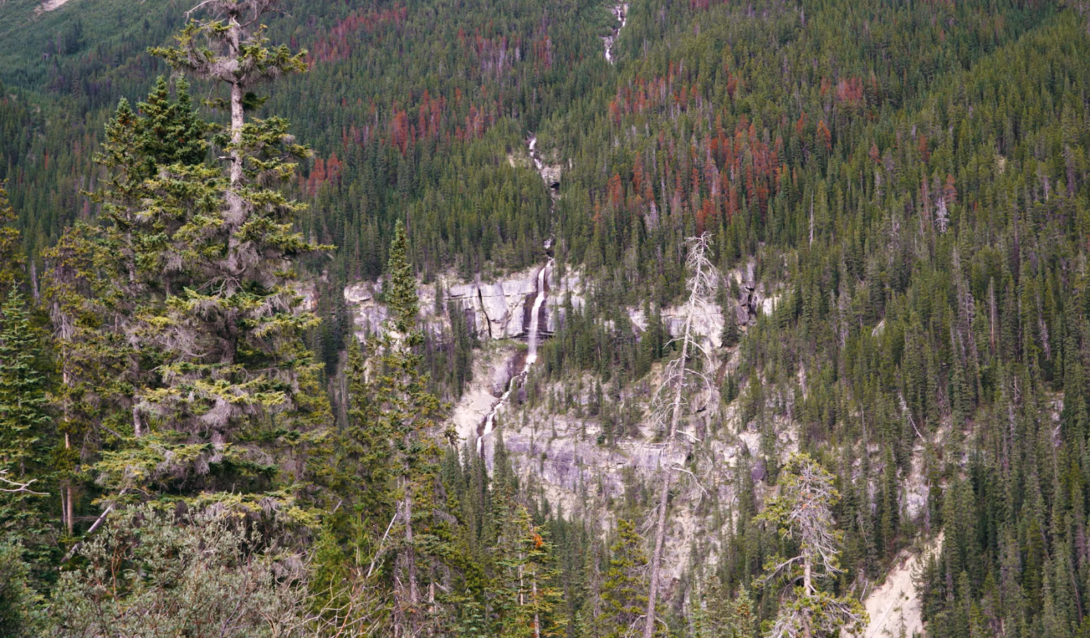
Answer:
[
  {"left": 43, "top": 70, "right": 235, "bottom": 535},
  {"left": 721, "top": 299, "right": 740, "bottom": 348},
  {"left": 0, "top": 183, "right": 22, "bottom": 288},
  {"left": 372, "top": 220, "right": 448, "bottom": 635},
  {"left": 87, "top": 0, "right": 330, "bottom": 510},
  {"left": 0, "top": 289, "right": 53, "bottom": 550},
  {"left": 136, "top": 76, "right": 207, "bottom": 171},
  {"left": 0, "top": 542, "right": 41, "bottom": 638},
  {"left": 493, "top": 502, "right": 565, "bottom": 638},
  {"left": 695, "top": 579, "right": 756, "bottom": 638},
  {"left": 600, "top": 519, "right": 657, "bottom": 638},
  {"left": 0, "top": 290, "right": 50, "bottom": 485},
  {"left": 758, "top": 453, "right": 867, "bottom": 638}
]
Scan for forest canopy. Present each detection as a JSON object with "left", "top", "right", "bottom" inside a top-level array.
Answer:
[{"left": 0, "top": 0, "right": 1088, "bottom": 637}]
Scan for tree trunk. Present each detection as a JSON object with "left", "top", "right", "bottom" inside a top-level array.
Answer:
[
  {"left": 65, "top": 483, "right": 74, "bottom": 536},
  {"left": 402, "top": 474, "right": 419, "bottom": 606},
  {"left": 133, "top": 405, "right": 142, "bottom": 438},
  {"left": 643, "top": 243, "right": 706, "bottom": 638},
  {"left": 225, "top": 16, "right": 246, "bottom": 282},
  {"left": 62, "top": 366, "right": 74, "bottom": 536},
  {"left": 228, "top": 18, "right": 244, "bottom": 191},
  {"left": 533, "top": 577, "right": 541, "bottom": 638},
  {"left": 644, "top": 468, "right": 673, "bottom": 638}
]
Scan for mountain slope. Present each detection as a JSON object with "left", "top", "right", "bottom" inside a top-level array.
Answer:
[{"left": 0, "top": 0, "right": 1088, "bottom": 636}]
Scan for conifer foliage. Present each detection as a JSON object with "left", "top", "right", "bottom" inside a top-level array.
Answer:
[
  {"left": 0, "top": 290, "right": 52, "bottom": 512},
  {"left": 1, "top": 0, "right": 1090, "bottom": 636},
  {"left": 758, "top": 454, "right": 866, "bottom": 638},
  {"left": 129, "top": 0, "right": 326, "bottom": 503},
  {"left": 0, "top": 184, "right": 22, "bottom": 288},
  {"left": 43, "top": 0, "right": 330, "bottom": 511},
  {"left": 367, "top": 220, "right": 449, "bottom": 635}
]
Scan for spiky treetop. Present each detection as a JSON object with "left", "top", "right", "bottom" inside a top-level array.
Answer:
[{"left": 150, "top": 0, "right": 306, "bottom": 93}]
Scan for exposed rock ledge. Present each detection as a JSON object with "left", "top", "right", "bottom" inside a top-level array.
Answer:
[
  {"left": 851, "top": 533, "right": 943, "bottom": 638},
  {"left": 36, "top": 0, "right": 75, "bottom": 14},
  {"left": 344, "top": 266, "right": 587, "bottom": 343}
]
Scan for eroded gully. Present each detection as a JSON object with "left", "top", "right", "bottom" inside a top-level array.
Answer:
[
  {"left": 477, "top": 6, "right": 629, "bottom": 451},
  {"left": 477, "top": 137, "right": 556, "bottom": 452}
]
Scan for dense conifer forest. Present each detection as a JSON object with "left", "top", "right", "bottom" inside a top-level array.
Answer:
[{"left": 0, "top": 0, "right": 1089, "bottom": 636}]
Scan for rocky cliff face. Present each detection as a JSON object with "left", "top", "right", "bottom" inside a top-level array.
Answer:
[
  {"left": 448, "top": 275, "right": 539, "bottom": 341},
  {"left": 342, "top": 262, "right": 784, "bottom": 583},
  {"left": 345, "top": 265, "right": 585, "bottom": 344}
]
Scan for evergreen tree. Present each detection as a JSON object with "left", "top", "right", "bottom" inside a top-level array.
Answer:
[
  {"left": 0, "top": 289, "right": 53, "bottom": 552},
  {"left": 87, "top": 0, "right": 331, "bottom": 509},
  {"left": 378, "top": 220, "right": 450, "bottom": 634},
  {"left": 758, "top": 453, "right": 867, "bottom": 638},
  {"left": 136, "top": 76, "right": 207, "bottom": 171},
  {"left": 0, "top": 542, "right": 40, "bottom": 638},
  {"left": 329, "top": 220, "right": 453, "bottom": 635},
  {"left": 44, "top": 73, "right": 225, "bottom": 531},
  {"left": 0, "top": 184, "right": 21, "bottom": 289},
  {"left": 721, "top": 299, "right": 740, "bottom": 349},
  {"left": 493, "top": 501, "right": 565, "bottom": 638},
  {"left": 0, "top": 291, "right": 49, "bottom": 485},
  {"left": 599, "top": 519, "right": 657, "bottom": 638},
  {"left": 695, "top": 579, "right": 756, "bottom": 638}
]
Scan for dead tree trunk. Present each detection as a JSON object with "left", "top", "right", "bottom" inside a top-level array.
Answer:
[{"left": 643, "top": 234, "right": 716, "bottom": 638}]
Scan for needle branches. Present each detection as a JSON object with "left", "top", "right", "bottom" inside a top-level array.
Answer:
[{"left": 757, "top": 453, "right": 867, "bottom": 638}]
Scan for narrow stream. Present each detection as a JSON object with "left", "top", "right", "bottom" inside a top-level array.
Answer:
[
  {"left": 477, "top": 136, "right": 558, "bottom": 452},
  {"left": 602, "top": 3, "right": 629, "bottom": 65}
]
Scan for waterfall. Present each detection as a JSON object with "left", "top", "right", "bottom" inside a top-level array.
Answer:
[
  {"left": 529, "top": 136, "right": 544, "bottom": 172},
  {"left": 480, "top": 259, "right": 552, "bottom": 450},
  {"left": 477, "top": 135, "right": 558, "bottom": 453},
  {"left": 602, "top": 3, "right": 629, "bottom": 64},
  {"left": 525, "top": 259, "right": 549, "bottom": 366}
]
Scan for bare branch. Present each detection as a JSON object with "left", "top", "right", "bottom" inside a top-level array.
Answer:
[
  {"left": 643, "top": 233, "right": 719, "bottom": 638},
  {"left": 365, "top": 510, "right": 399, "bottom": 579},
  {"left": 670, "top": 465, "right": 709, "bottom": 497},
  {"left": 0, "top": 472, "right": 48, "bottom": 496}
]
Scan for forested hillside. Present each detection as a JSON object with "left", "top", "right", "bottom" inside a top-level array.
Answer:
[{"left": 0, "top": 0, "right": 1088, "bottom": 637}]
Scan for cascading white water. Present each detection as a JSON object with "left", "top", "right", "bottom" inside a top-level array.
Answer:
[
  {"left": 478, "top": 135, "right": 557, "bottom": 453},
  {"left": 479, "top": 258, "right": 552, "bottom": 450},
  {"left": 529, "top": 136, "right": 544, "bottom": 172},
  {"left": 602, "top": 3, "right": 629, "bottom": 64}
]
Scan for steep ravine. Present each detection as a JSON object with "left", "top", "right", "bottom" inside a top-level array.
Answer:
[
  {"left": 345, "top": 252, "right": 786, "bottom": 582},
  {"left": 602, "top": 3, "right": 628, "bottom": 64},
  {"left": 477, "top": 135, "right": 560, "bottom": 451}
]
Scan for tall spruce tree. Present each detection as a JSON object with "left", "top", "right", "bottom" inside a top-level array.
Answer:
[
  {"left": 0, "top": 289, "right": 52, "bottom": 521},
  {"left": 600, "top": 519, "right": 657, "bottom": 638},
  {"left": 44, "top": 77, "right": 217, "bottom": 534},
  {"left": 371, "top": 220, "right": 449, "bottom": 635},
  {"left": 94, "top": 0, "right": 328, "bottom": 508},
  {"left": 44, "top": 0, "right": 330, "bottom": 519},
  {"left": 493, "top": 501, "right": 565, "bottom": 638},
  {"left": 0, "top": 288, "right": 56, "bottom": 594}
]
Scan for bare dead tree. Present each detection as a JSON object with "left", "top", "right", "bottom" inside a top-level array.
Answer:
[{"left": 642, "top": 233, "right": 717, "bottom": 638}]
